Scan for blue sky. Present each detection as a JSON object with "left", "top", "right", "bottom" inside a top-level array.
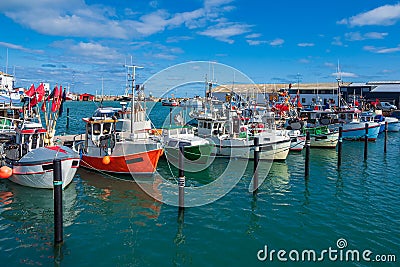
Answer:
[{"left": 1, "top": 0, "right": 400, "bottom": 96}]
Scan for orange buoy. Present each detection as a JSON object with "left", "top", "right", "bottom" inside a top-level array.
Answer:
[
  {"left": 102, "top": 156, "right": 111, "bottom": 165},
  {"left": 0, "top": 166, "right": 12, "bottom": 179}
]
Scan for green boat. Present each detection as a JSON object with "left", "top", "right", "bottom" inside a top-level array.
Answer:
[
  {"left": 161, "top": 126, "right": 214, "bottom": 163},
  {"left": 302, "top": 125, "right": 339, "bottom": 148}
]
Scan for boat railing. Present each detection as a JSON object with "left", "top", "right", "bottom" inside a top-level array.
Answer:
[{"left": 0, "top": 116, "right": 22, "bottom": 132}]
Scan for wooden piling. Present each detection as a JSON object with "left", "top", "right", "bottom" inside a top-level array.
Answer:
[{"left": 53, "top": 159, "right": 63, "bottom": 244}]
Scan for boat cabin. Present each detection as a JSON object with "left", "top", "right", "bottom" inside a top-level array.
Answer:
[
  {"left": 15, "top": 122, "right": 47, "bottom": 151},
  {"left": 337, "top": 109, "right": 361, "bottom": 123},
  {"left": 197, "top": 118, "right": 227, "bottom": 137},
  {"left": 4, "top": 122, "right": 47, "bottom": 161}
]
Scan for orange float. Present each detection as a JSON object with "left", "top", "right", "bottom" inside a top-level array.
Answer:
[
  {"left": 102, "top": 156, "right": 111, "bottom": 165},
  {"left": 0, "top": 166, "right": 12, "bottom": 179}
]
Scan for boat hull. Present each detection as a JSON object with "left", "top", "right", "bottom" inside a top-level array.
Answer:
[
  {"left": 340, "top": 122, "right": 380, "bottom": 141},
  {"left": 212, "top": 136, "right": 291, "bottom": 161},
  {"left": 80, "top": 148, "right": 164, "bottom": 174},
  {"left": 164, "top": 144, "right": 214, "bottom": 162},
  {"left": 9, "top": 146, "right": 80, "bottom": 189},
  {"left": 310, "top": 132, "right": 339, "bottom": 148}
]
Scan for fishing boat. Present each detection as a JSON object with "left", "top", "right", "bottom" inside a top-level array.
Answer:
[
  {"left": 78, "top": 105, "right": 163, "bottom": 174},
  {"left": 335, "top": 109, "right": 380, "bottom": 141},
  {"left": 2, "top": 119, "right": 79, "bottom": 189},
  {"left": 283, "top": 118, "right": 306, "bottom": 151},
  {"left": 286, "top": 130, "right": 306, "bottom": 151},
  {"left": 77, "top": 67, "right": 163, "bottom": 175},
  {"left": 372, "top": 111, "right": 400, "bottom": 132},
  {"left": 161, "top": 125, "right": 214, "bottom": 163},
  {"left": 195, "top": 110, "right": 291, "bottom": 161},
  {"left": 303, "top": 125, "right": 339, "bottom": 148},
  {"left": 161, "top": 98, "right": 179, "bottom": 107}
]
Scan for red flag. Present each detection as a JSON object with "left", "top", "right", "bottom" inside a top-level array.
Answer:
[
  {"left": 36, "top": 83, "right": 45, "bottom": 102},
  {"left": 51, "top": 85, "right": 59, "bottom": 112},
  {"left": 25, "top": 84, "right": 35, "bottom": 97},
  {"left": 29, "top": 96, "right": 38, "bottom": 108},
  {"left": 297, "top": 101, "right": 303, "bottom": 108},
  {"left": 41, "top": 100, "right": 46, "bottom": 112},
  {"left": 51, "top": 85, "right": 63, "bottom": 112}
]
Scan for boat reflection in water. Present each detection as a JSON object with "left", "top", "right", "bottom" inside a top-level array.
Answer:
[
  {"left": 77, "top": 168, "right": 163, "bottom": 220},
  {"left": 0, "top": 179, "right": 79, "bottom": 226}
]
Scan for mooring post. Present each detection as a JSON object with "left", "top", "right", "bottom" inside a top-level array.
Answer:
[
  {"left": 384, "top": 121, "right": 388, "bottom": 153},
  {"left": 53, "top": 159, "right": 63, "bottom": 244},
  {"left": 66, "top": 108, "right": 70, "bottom": 129},
  {"left": 364, "top": 123, "right": 368, "bottom": 160},
  {"left": 337, "top": 126, "right": 343, "bottom": 168},
  {"left": 178, "top": 144, "right": 185, "bottom": 210},
  {"left": 253, "top": 136, "right": 260, "bottom": 193},
  {"left": 305, "top": 131, "right": 310, "bottom": 177},
  {"left": 169, "top": 107, "right": 173, "bottom": 126}
]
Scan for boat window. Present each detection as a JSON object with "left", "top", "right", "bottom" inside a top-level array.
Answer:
[
  {"left": 207, "top": 122, "right": 211, "bottom": 129},
  {"left": 168, "top": 140, "right": 178, "bottom": 147},
  {"left": 103, "top": 123, "right": 111, "bottom": 134},
  {"left": 199, "top": 121, "right": 204, "bottom": 128},
  {"left": 31, "top": 134, "right": 38, "bottom": 149},
  {"left": 87, "top": 123, "right": 92, "bottom": 134},
  {"left": 347, "top": 114, "right": 353, "bottom": 120},
  {"left": 340, "top": 114, "right": 346, "bottom": 120},
  {"left": 39, "top": 133, "right": 45, "bottom": 147},
  {"left": 93, "top": 123, "right": 101, "bottom": 135}
]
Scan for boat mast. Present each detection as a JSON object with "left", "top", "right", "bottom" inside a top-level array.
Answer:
[
  {"left": 336, "top": 60, "right": 342, "bottom": 110},
  {"left": 124, "top": 64, "right": 143, "bottom": 133}
]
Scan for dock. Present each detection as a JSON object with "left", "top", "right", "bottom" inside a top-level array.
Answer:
[{"left": 55, "top": 134, "right": 85, "bottom": 147}]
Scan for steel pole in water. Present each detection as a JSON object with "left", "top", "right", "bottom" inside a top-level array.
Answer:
[
  {"left": 178, "top": 144, "right": 185, "bottom": 209},
  {"left": 364, "top": 123, "right": 368, "bottom": 160},
  {"left": 53, "top": 159, "right": 63, "bottom": 244},
  {"left": 337, "top": 126, "right": 343, "bottom": 168},
  {"left": 305, "top": 132, "right": 310, "bottom": 177},
  {"left": 253, "top": 136, "right": 260, "bottom": 193},
  {"left": 384, "top": 121, "right": 388, "bottom": 153}
]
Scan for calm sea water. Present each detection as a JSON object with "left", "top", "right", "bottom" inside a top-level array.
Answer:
[{"left": 0, "top": 101, "right": 399, "bottom": 266}]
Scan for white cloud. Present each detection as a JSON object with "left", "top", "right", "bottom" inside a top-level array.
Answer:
[
  {"left": 338, "top": 3, "right": 400, "bottom": 26},
  {"left": 166, "top": 36, "right": 194, "bottom": 43},
  {"left": 269, "top": 38, "right": 284, "bottom": 46},
  {"left": 0, "top": 41, "right": 44, "bottom": 54},
  {"left": 363, "top": 45, "right": 400, "bottom": 54},
  {"left": 331, "top": 36, "right": 343, "bottom": 46},
  {"left": 246, "top": 33, "right": 261, "bottom": 39},
  {"left": 55, "top": 41, "right": 122, "bottom": 60},
  {"left": 246, "top": 40, "right": 267, "bottom": 46},
  {"left": 324, "top": 62, "right": 335, "bottom": 68},
  {"left": 199, "top": 22, "right": 252, "bottom": 44},
  {"left": 299, "top": 59, "right": 310, "bottom": 64},
  {"left": 332, "top": 72, "right": 358, "bottom": 78},
  {"left": 298, "top": 43, "right": 315, "bottom": 47},
  {"left": 345, "top": 31, "right": 388, "bottom": 41},
  {"left": 0, "top": 0, "right": 248, "bottom": 42}
]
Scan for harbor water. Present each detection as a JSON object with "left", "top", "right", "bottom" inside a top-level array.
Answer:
[{"left": 0, "top": 101, "right": 399, "bottom": 266}]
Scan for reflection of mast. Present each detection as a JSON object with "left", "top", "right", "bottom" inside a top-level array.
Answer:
[{"left": 124, "top": 64, "right": 143, "bottom": 133}]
